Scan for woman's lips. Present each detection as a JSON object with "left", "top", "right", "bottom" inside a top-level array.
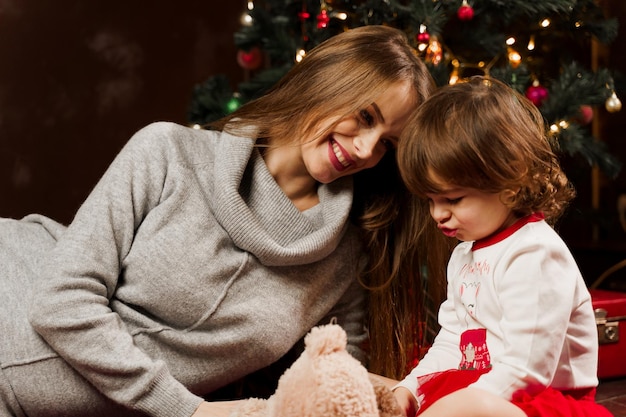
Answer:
[{"left": 328, "top": 139, "right": 354, "bottom": 171}]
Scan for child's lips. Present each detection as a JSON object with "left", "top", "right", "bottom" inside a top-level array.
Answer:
[{"left": 439, "top": 226, "right": 457, "bottom": 238}]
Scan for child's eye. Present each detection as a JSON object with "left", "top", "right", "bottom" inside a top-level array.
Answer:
[
  {"left": 447, "top": 197, "right": 463, "bottom": 204},
  {"left": 359, "top": 109, "right": 374, "bottom": 127}
]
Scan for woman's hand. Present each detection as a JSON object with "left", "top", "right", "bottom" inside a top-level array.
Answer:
[
  {"left": 192, "top": 400, "right": 247, "bottom": 417},
  {"left": 368, "top": 372, "right": 417, "bottom": 417},
  {"left": 393, "top": 386, "right": 418, "bottom": 417}
]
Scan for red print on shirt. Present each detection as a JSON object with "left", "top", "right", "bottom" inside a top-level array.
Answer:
[{"left": 459, "top": 328, "right": 491, "bottom": 370}]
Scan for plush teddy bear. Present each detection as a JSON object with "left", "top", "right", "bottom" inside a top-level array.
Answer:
[{"left": 229, "top": 323, "right": 404, "bottom": 417}]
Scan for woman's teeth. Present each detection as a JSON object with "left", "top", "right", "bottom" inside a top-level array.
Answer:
[{"left": 332, "top": 141, "right": 350, "bottom": 168}]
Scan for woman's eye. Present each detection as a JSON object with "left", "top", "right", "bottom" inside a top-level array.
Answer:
[
  {"left": 359, "top": 109, "right": 374, "bottom": 127},
  {"left": 381, "top": 138, "right": 396, "bottom": 150},
  {"left": 447, "top": 197, "right": 463, "bottom": 204}
]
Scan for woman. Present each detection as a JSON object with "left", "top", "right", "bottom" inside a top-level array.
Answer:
[{"left": 0, "top": 25, "right": 448, "bottom": 417}]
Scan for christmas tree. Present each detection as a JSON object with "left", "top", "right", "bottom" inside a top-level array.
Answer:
[
  {"left": 189, "top": 0, "right": 622, "bottom": 178},
  {"left": 188, "top": 0, "right": 623, "bottom": 371}
]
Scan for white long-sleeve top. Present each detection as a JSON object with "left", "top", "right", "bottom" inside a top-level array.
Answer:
[{"left": 398, "top": 214, "right": 599, "bottom": 401}]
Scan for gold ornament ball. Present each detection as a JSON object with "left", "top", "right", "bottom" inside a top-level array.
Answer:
[{"left": 605, "top": 92, "right": 622, "bottom": 113}]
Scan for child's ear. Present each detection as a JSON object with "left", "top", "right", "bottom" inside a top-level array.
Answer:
[{"left": 499, "top": 189, "right": 518, "bottom": 206}]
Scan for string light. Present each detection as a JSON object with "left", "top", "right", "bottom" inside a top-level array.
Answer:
[
  {"left": 425, "top": 37, "right": 443, "bottom": 65},
  {"left": 241, "top": 14, "right": 253, "bottom": 26},
  {"left": 527, "top": 35, "right": 535, "bottom": 51},
  {"left": 507, "top": 47, "right": 521, "bottom": 68},
  {"left": 240, "top": 1, "right": 254, "bottom": 26},
  {"left": 295, "top": 48, "right": 306, "bottom": 63},
  {"left": 449, "top": 60, "right": 460, "bottom": 85},
  {"left": 550, "top": 120, "right": 570, "bottom": 134}
]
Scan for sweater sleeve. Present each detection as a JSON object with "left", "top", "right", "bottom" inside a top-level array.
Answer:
[
  {"left": 28, "top": 122, "right": 204, "bottom": 417},
  {"left": 318, "top": 250, "right": 368, "bottom": 364}
]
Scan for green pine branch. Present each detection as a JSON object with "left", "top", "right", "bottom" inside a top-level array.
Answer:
[{"left": 188, "top": 0, "right": 622, "bottom": 179}]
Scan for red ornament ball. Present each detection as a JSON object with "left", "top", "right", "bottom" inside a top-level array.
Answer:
[
  {"left": 576, "top": 105, "right": 594, "bottom": 125},
  {"left": 457, "top": 4, "right": 474, "bottom": 21},
  {"left": 237, "top": 47, "right": 263, "bottom": 70},
  {"left": 416, "top": 32, "right": 430, "bottom": 44},
  {"left": 525, "top": 84, "right": 549, "bottom": 107}
]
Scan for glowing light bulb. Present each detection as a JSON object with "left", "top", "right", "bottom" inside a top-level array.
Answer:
[
  {"left": 241, "top": 13, "right": 253, "bottom": 26},
  {"left": 507, "top": 48, "right": 521, "bottom": 68},
  {"left": 295, "top": 48, "right": 306, "bottom": 63}
]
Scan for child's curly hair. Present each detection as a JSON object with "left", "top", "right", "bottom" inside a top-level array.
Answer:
[{"left": 398, "top": 76, "right": 575, "bottom": 225}]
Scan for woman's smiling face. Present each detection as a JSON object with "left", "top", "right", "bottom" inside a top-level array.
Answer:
[{"left": 300, "top": 80, "right": 416, "bottom": 184}]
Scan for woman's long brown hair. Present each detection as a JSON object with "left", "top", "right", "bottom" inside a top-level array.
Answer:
[
  {"left": 212, "top": 25, "right": 452, "bottom": 379},
  {"left": 352, "top": 151, "right": 454, "bottom": 379}
]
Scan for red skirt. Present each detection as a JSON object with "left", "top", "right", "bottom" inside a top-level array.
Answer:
[{"left": 415, "top": 369, "right": 614, "bottom": 417}]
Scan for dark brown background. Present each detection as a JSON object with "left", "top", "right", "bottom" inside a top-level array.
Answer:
[
  {"left": 0, "top": 1, "right": 245, "bottom": 223},
  {"left": 1, "top": 1, "right": 626, "bottom": 284}
]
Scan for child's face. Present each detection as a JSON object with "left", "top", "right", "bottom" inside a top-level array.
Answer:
[
  {"left": 425, "top": 172, "right": 517, "bottom": 242},
  {"left": 299, "top": 80, "right": 415, "bottom": 184}
]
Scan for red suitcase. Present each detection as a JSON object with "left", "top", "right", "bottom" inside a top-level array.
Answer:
[{"left": 590, "top": 289, "right": 626, "bottom": 379}]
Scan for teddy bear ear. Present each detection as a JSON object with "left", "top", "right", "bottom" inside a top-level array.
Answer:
[{"left": 304, "top": 323, "right": 348, "bottom": 356}]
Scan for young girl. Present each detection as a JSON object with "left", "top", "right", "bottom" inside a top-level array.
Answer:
[
  {"left": 0, "top": 26, "right": 448, "bottom": 417},
  {"left": 394, "top": 76, "right": 613, "bottom": 417}
]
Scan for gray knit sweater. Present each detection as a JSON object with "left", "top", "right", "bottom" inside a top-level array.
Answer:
[{"left": 0, "top": 122, "right": 367, "bottom": 417}]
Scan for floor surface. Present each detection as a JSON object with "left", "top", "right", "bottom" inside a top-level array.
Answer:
[{"left": 597, "top": 377, "right": 626, "bottom": 416}]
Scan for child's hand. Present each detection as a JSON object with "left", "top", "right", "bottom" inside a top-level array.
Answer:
[{"left": 393, "top": 386, "right": 418, "bottom": 417}]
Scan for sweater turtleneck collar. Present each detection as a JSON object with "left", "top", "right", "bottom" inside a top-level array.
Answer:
[{"left": 211, "top": 131, "right": 354, "bottom": 266}]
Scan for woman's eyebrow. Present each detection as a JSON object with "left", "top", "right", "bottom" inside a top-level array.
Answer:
[{"left": 372, "top": 103, "right": 385, "bottom": 123}]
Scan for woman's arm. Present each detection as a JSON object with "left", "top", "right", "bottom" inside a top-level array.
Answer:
[{"left": 29, "top": 123, "right": 205, "bottom": 416}]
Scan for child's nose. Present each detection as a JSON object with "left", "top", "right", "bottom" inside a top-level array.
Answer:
[{"left": 431, "top": 204, "right": 451, "bottom": 223}]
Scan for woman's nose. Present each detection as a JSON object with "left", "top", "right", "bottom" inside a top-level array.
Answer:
[{"left": 354, "top": 132, "right": 382, "bottom": 162}]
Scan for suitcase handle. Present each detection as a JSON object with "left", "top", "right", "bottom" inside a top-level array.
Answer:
[
  {"left": 590, "top": 258, "right": 626, "bottom": 289},
  {"left": 595, "top": 308, "right": 621, "bottom": 344}
]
